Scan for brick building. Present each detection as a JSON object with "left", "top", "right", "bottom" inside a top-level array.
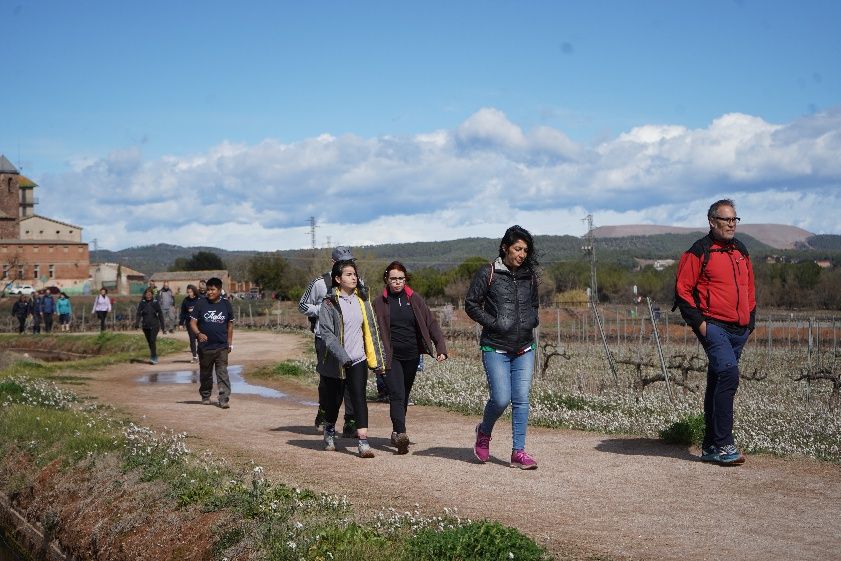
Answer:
[{"left": 0, "top": 154, "right": 91, "bottom": 294}]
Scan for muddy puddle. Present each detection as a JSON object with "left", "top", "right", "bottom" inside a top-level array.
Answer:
[{"left": 137, "top": 365, "right": 318, "bottom": 405}]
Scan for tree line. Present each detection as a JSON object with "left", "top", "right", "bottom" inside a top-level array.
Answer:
[{"left": 180, "top": 250, "right": 841, "bottom": 310}]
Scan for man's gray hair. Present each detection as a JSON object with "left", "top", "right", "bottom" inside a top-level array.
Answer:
[{"left": 708, "top": 199, "right": 736, "bottom": 220}]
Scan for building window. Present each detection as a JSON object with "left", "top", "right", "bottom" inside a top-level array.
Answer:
[
  {"left": 2, "top": 265, "right": 8, "bottom": 279},
  {"left": 49, "top": 264, "right": 55, "bottom": 279},
  {"left": 34, "top": 264, "right": 40, "bottom": 279},
  {"left": 17, "top": 266, "right": 24, "bottom": 279}
]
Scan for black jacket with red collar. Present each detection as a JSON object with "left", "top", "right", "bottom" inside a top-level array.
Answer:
[{"left": 674, "top": 233, "right": 756, "bottom": 333}]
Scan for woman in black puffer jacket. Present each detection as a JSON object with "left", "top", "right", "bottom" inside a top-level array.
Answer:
[{"left": 465, "top": 225, "right": 540, "bottom": 470}]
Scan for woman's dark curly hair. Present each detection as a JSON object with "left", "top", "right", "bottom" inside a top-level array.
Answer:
[{"left": 498, "top": 224, "right": 539, "bottom": 272}]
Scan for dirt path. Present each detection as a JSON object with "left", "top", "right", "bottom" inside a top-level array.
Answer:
[{"left": 73, "top": 330, "right": 841, "bottom": 561}]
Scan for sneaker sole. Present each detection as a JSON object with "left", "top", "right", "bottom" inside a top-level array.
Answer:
[
  {"left": 510, "top": 462, "right": 538, "bottom": 470},
  {"left": 395, "top": 434, "right": 410, "bottom": 455},
  {"left": 358, "top": 451, "right": 375, "bottom": 458}
]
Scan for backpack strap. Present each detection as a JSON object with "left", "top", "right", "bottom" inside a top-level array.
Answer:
[{"left": 487, "top": 262, "right": 494, "bottom": 287}]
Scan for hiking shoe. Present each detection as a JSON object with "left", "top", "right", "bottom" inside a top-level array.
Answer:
[
  {"left": 219, "top": 400, "right": 230, "bottom": 409},
  {"left": 394, "top": 432, "right": 410, "bottom": 455},
  {"left": 150, "top": 357, "right": 158, "bottom": 365},
  {"left": 700, "top": 445, "right": 720, "bottom": 462},
  {"left": 474, "top": 424, "right": 491, "bottom": 463},
  {"left": 510, "top": 449, "right": 538, "bottom": 470},
  {"left": 342, "top": 420, "right": 358, "bottom": 439},
  {"left": 718, "top": 444, "right": 746, "bottom": 465},
  {"left": 191, "top": 355, "right": 198, "bottom": 363},
  {"left": 358, "top": 441, "right": 375, "bottom": 458},
  {"left": 314, "top": 409, "right": 326, "bottom": 429},
  {"left": 201, "top": 397, "right": 211, "bottom": 405},
  {"left": 390, "top": 431, "right": 399, "bottom": 446},
  {"left": 376, "top": 393, "right": 389, "bottom": 403},
  {"left": 324, "top": 428, "right": 336, "bottom": 451}
]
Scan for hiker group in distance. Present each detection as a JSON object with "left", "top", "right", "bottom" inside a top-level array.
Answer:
[{"left": 151, "top": 198, "right": 757, "bottom": 468}]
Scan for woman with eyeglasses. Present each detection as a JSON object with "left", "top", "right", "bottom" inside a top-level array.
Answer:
[
  {"left": 465, "top": 225, "right": 541, "bottom": 470},
  {"left": 372, "top": 261, "right": 448, "bottom": 454}
]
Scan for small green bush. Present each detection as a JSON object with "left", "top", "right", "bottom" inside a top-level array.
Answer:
[
  {"left": 252, "top": 361, "right": 307, "bottom": 379},
  {"left": 659, "top": 414, "right": 705, "bottom": 445},
  {"left": 406, "top": 521, "right": 549, "bottom": 561}
]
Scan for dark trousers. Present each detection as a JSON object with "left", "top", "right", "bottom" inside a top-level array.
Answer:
[
  {"left": 96, "top": 311, "right": 108, "bottom": 331},
  {"left": 199, "top": 347, "right": 231, "bottom": 403},
  {"left": 315, "top": 337, "right": 355, "bottom": 421},
  {"left": 322, "top": 361, "right": 368, "bottom": 429},
  {"left": 700, "top": 323, "right": 750, "bottom": 448},
  {"left": 43, "top": 313, "right": 54, "bottom": 333},
  {"left": 385, "top": 356, "right": 420, "bottom": 434},
  {"left": 187, "top": 329, "right": 198, "bottom": 357},
  {"left": 31, "top": 315, "right": 41, "bottom": 334},
  {"left": 142, "top": 327, "right": 159, "bottom": 359},
  {"left": 16, "top": 315, "right": 26, "bottom": 334}
]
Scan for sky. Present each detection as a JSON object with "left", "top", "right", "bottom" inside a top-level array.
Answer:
[{"left": 2, "top": 0, "right": 840, "bottom": 251}]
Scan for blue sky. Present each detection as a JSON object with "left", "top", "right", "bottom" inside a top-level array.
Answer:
[{"left": 2, "top": 0, "right": 840, "bottom": 250}]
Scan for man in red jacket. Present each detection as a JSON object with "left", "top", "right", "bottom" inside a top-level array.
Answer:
[{"left": 674, "top": 199, "right": 756, "bottom": 465}]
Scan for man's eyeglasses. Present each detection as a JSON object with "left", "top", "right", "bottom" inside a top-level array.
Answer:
[
  {"left": 388, "top": 276, "right": 406, "bottom": 282},
  {"left": 712, "top": 216, "right": 741, "bottom": 224}
]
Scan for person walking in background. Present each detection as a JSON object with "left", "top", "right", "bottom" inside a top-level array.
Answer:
[
  {"left": 299, "top": 246, "right": 360, "bottom": 437},
  {"left": 30, "top": 290, "right": 43, "bottom": 334},
  {"left": 91, "top": 288, "right": 112, "bottom": 332},
  {"left": 189, "top": 277, "right": 235, "bottom": 409},
  {"left": 675, "top": 199, "right": 755, "bottom": 466},
  {"left": 12, "top": 294, "right": 31, "bottom": 334},
  {"left": 372, "top": 261, "right": 448, "bottom": 455},
  {"left": 157, "top": 281, "right": 176, "bottom": 333},
  {"left": 41, "top": 290, "right": 55, "bottom": 333},
  {"left": 179, "top": 284, "right": 202, "bottom": 363},
  {"left": 466, "top": 225, "right": 541, "bottom": 470},
  {"left": 317, "top": 259, "right": 385, "bottom": 458},
  {"left": 134, "top": 288, "right": 165, "bottom": 364},
  {"left": 56, "top": 292, "right": 72, "bottom": 332}
]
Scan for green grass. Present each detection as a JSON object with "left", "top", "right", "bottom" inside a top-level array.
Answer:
[{"left": 250, "top": 360, "right": 309, "bottom": 379}]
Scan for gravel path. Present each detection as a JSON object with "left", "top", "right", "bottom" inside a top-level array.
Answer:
[{"left": 76, "top": 330, "right": 841, "bottom": 561}]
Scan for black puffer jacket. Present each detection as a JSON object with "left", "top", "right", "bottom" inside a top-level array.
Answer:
[{"left": 465, "top": 258, "right": 539, "bottom": 352}]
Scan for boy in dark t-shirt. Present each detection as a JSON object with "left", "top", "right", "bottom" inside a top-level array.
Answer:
[{"left": 189, "top": 277, "right": 235, "bottom": 408}]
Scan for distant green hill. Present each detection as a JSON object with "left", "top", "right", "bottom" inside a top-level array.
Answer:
[
  {"left": 801, "top": 234, "right": 841, "bottom": 251},
  {"left": 92, "top": 232, "right": 808, "bottom": 277}
]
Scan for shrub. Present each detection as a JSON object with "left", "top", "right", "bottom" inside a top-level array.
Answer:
[
  {"left": 659, "top": 414, "right": 704, "bottom": 445},
  {"left": 406, "top": 521, "right": 549, "bottom": 561}
]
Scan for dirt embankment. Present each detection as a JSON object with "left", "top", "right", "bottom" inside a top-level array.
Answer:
[{"left": 4, "top": 330, "right": 841, "bottom": 561}]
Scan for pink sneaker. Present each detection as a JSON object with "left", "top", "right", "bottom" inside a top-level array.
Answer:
[
  {"left": 474, "top": 424, "right": 491, "bottom": 463},
  {"left": 510, "top": 449, "right": 538, "bottom": 470}
]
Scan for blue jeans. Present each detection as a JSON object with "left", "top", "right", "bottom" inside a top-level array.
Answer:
[
  {"left": 700, "top": 323, "right": 750, "bottom": 448},
  {"left": 479, "top": 349, "right": 535, "bottom": 451}
]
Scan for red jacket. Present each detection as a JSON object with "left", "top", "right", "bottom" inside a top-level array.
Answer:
[{"left": 674, "top": 233, "right": 756, "bottom": 332}]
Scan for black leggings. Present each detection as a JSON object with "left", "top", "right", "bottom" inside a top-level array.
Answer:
[
  {"left": 385, "top": 357, "right": 420, "bottom": 434},
  {"left": 322, "top": 361, "right": 369, "bottom": 429},
  {"left": 188, "top": 329, "right": 198, "bottom": 356},
  {"left": 143, "top": 327, "right": 159, "bottom": 358},
  {"left": 97, "top": 311, "right": 108, "bottom": 331},
  {"left": 16, "top": 315, "right": 26, "bottom": 334}
]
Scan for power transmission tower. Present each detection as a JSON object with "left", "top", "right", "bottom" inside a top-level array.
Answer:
[
  {"left": 308, "top": 217, "right": 317, "bottom": 249},
  {"left": 581, "top": 214, "right": 597, "bottom": 300}
]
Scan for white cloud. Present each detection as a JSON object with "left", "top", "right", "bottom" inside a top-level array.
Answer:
[{"left": 37, "top": 105, "right": 841, "bottom": 251}]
